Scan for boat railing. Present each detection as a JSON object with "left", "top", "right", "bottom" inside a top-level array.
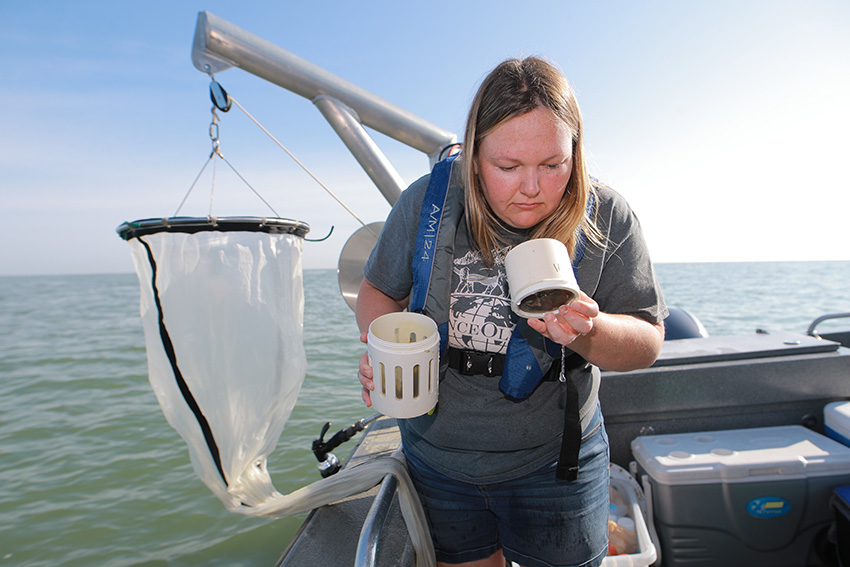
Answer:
[
  {"left": 807, "top": 312, "right": 850, "bottom": 338},
  {"left": 355, "top": 473, "right": 401, "bottom": 567}
]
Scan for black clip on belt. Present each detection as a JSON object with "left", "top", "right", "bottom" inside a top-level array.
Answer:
[
  {"left": 446, "top": 348, "right": 505, "bottom": 377},
  {"left": 447, "top": 347, "right": 586, "bottom": 380}
]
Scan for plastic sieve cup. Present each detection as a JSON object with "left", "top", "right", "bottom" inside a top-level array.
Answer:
[
  {"left": 367, "top": 312, "right": 439, "bottom": 418},
  {"left": 505, "top": 238, "right": 581, "bottom": 319}
]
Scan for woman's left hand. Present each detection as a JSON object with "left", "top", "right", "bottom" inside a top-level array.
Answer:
[{"left": 526, "top": 291, "right": 598, "bottom": 346}]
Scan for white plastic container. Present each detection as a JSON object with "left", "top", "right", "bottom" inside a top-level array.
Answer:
[
  {"left": 631, "top": 425, "right": 850, "bottom": 567},
  {"left": 601, "top": 465, "right": 658, "bottom": 567},
  {"left": 505, "top": 238, "right": 580, "bottom": 319},
  {"left": 367, "top": 312, "right": 439, "bottom": 419},
  {"left": 825, "top": 401, "right": 850, "bottom": 447}
]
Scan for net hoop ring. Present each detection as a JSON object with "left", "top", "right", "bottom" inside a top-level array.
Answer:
[{"left": 117, "top": 216, "right": 310, "bottom": 241}]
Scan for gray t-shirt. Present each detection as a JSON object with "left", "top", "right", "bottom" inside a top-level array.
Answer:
[{"left": 364, "top": 171, "right": 666, "bottom": 484}]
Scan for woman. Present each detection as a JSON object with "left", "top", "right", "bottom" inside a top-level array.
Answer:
[{"left": 356, "top": 57, "right": 666, "bottom": 567}]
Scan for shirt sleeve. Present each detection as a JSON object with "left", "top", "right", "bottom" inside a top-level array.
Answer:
[
  {"left": 580, "top": 184, "right": 668, "bottom": 324},
  {"left": 363, "top": 174, "right": 430, "bottom": 300}
]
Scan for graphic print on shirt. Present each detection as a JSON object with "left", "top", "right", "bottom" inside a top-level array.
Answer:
[{"left": 448, "top": 247, "right": 515, "bottom": 354}]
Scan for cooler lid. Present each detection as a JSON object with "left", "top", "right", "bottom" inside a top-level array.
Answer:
[
  {"left": 631, "top": 425, "right": 850, "bottom": 485},
  {"left": 825, "top": 401, "right": 850, "bottom": 444}
]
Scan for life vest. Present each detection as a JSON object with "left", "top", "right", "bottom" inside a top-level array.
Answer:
[
  {"left": 408, "top": 155, "right": 589, "bottom": 480},
  {"left": 409, "top": 155, "right": 586, "bottom": 399}
]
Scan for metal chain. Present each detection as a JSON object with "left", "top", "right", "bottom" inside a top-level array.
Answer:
[
  {"left": 209, "top": 107, "right": 223, "bottom": 158},
  {"left": 560, "top": 344, "right": 567, "bottom": 383}
]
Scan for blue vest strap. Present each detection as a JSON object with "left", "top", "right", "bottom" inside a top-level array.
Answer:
[{"left": 410, "top": 155, "right": 458, "bottom": 313}]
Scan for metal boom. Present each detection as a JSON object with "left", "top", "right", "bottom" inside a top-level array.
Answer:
[{"left": 191, "top": 11, "right": 458, "bottom": 206}]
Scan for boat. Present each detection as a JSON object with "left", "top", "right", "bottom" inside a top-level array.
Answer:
[
  {"left": 275, "top": 316, "right": 850, "bottom": 567},
  {"left": 142, "top": 12, "right": 850, "bottom": 567}
]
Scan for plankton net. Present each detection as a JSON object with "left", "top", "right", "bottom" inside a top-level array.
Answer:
[
  {"left": 116, "top": 81, "right": 434, "bottom": 566},
  {"left": 118, "top": 216, "right": 310, "bottom": 506},
  {"left": 118, "top": 216, "right": 433, "bottom": 564}
]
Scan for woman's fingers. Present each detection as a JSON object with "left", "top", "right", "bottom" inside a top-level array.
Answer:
[
  {"left": 358, "top": 344, "right": 374, "bottom": 407},
  {"left": 544, "top": 309, "right": 585, "bottom": 345},
  {"left": 556, "top": 305, "right": 593, "bottom": 336},
  {"left": 568, "top": 292, "right": 600, "bottom": 319},
  {"left": 526, "top": 294, "right": 598, "bottom": 345}
]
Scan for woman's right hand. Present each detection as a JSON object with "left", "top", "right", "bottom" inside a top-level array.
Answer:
[{"left": 358, "top": 330, "right": 374, "bottom": 407}]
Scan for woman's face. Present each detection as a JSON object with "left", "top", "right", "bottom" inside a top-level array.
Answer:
[{"left": 474, "top": 106, "right": 573, "bottom": 229}]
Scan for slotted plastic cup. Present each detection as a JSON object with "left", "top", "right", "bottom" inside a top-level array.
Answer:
[
  {"left": 367, "top": 312, "right": 439, "bottom": 418},
  {"left": 505, "top": 238, "right": 580, "bottom": 318}
]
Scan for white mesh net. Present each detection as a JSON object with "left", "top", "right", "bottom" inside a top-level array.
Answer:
[{"left": 123, "top": 222, "right": 433, "bottom": 566}]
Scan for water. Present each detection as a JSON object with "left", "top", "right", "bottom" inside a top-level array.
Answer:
[
  {"left": 1, "top": 262, "right": 848, "bottom": 566},
  {"left": 653, "top": 261, "right": 850, "bottom": 336}
]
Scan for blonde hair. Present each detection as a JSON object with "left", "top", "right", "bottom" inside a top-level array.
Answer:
[{"left": 461, "top": 56, "right": 600, "bottom": 263}]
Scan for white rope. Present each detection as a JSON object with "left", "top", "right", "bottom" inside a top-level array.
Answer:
[
  {"left": 173, "top": 155, "right": 214, "bottom": 217},
  {"left": 216, "top": 152, "right": 281, "bottom": 218},
  {"left": 208, "top": 153, "right": 218, "bottom": 218},
  {"left": 229, "top": 96, "right": 378, "bottom": 239},
  {"left": 174, "top": 106, "right": 282, "bottom": 219}
]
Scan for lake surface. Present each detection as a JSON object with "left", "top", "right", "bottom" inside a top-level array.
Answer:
[{"left": 1, "top": 261, "right": 847, "bottom": 566}]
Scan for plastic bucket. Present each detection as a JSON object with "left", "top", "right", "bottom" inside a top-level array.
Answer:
[
  {"left": 505, "top": 238, "right": 580, "bottom": 318},
  {"left": 367, "top": 312, "right": 439, "bottom": 418}
]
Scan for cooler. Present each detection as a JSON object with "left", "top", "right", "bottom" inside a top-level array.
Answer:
[
  {"left": 631, "top": 425, "right": 850, "bottom": 567},
  {"left": 825, "top": 401, "right": 850, "bottom": 448}
]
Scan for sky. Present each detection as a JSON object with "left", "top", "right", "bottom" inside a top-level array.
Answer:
[{"left": 1, "top": 0, "right": 848, "bottom": 276}]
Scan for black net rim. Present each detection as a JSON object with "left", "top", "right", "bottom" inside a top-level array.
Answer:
[{"left": 116, "top": 216, "right": 311, "bottom": 240}]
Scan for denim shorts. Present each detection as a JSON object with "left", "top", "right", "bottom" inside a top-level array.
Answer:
[{"left": 403, "top": 407, "right": 610, "bottom": 567}]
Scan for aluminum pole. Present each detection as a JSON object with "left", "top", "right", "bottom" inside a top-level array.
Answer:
[
  {"left": 192, "top": 11, "right": 457, "bottom": 164},
  {"left": 313, "top": 96, "right": 405, "bottom": 205}
]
